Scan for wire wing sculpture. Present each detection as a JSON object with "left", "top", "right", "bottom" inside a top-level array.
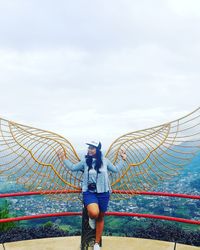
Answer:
[
  {"left": 0, "top": 118, "right": 83, "bottom": 201},
  {"left": 0, "top": 107, "right": 200, "bottom": 202},
  {"left": 106, "top": 107, "right": 200, "bottom": 198}
]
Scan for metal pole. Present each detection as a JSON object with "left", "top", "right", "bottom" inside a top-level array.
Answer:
[{"left": 81, "top": 206, "right": 96, "bottom": 250}]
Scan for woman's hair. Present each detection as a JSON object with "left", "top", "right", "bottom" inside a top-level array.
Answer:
[{"left": 85, "top": 147, "right": 103, "bottom": 174}]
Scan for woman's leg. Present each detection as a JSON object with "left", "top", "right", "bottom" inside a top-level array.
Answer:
[
  {"left": 95, "top": 191, "right": 110, "bottom": 244},
  {"left": 95, "top": 212, "right": 105, "bottom": 244},
  {"left": 87, "top": 203, "right": 99, "bottom": 219}
]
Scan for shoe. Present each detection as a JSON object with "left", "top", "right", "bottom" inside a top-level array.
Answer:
[
  {"left": 89, "top": 217, "right": 96, "bottom": 229},
  {"left": 93, "top": 242, "right": 100, "bottom": 250}
]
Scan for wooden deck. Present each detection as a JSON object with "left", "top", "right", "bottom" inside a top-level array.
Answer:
[{"left": 1, "top": 236, "right": 199, "bottom": 250}]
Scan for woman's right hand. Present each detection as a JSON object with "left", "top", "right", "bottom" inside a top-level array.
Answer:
[{"left": 56, "top": 149, "right": 66, "bottom": 161}]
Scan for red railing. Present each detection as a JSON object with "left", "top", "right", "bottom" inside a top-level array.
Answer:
[
  {"left": 0, "top": 190, "right": 199, "bottom": 199},
  {"left": 0, "top": 190, "right": 200, "bottom": 225}
]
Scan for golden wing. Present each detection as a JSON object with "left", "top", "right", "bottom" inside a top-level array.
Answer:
[
  {"left": 105, "top": 107, "right": 200, "bottom": 197},
  {"left": 0, "top": 116, "right": 83, "bottom": 197}
]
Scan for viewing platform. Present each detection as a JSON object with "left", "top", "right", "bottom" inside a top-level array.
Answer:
[
  {"left": 0, "top": 236, "right": 199, "bottom": 250},
  {"left": 1, "top": 191, "right": 199, "bottom": 249}
]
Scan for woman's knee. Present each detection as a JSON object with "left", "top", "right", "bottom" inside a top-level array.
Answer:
[
  {"left": 87, "top": 203, "right": 99, "bottom": 219},
  {"left": 89, "top": 211, "right": 99, "bottom": 219}
]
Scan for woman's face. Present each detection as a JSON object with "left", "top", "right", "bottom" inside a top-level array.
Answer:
[{"left": 87, "top": 145, "right": 97, "bottom": 156}]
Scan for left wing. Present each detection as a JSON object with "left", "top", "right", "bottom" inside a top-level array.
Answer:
[
  {"left": 105, "top": 107, "right": 200, "bottom": 196},
  {"left": 0, "top": 116, "right": 83, "bottom": 197}
]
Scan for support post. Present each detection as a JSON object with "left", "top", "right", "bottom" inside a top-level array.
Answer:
[{"left": 80, "top": 206, "right": 102, "bottom": 250}]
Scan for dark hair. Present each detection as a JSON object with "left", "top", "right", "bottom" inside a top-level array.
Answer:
[{"left": 85, "top": 147, "right": 103, "bottom": 174}]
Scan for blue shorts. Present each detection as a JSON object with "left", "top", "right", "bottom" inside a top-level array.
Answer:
[{"left": 83, "top": 191, "right": 110, "bottom": 212}]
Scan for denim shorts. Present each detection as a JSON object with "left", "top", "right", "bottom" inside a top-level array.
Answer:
[{"left": 83, "top": 191, "right": 110, "bottom": 212}]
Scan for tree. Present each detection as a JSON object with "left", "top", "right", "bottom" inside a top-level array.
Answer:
[{"left": 0, "top": 200, "right": 16, "bottom": 232}]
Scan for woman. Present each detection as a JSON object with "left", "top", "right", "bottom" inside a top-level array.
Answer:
[{"left": 58, "top": 140, "right": 126, "bottom": 250}]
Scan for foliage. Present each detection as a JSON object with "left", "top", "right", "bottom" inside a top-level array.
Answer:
[{"left": 0, "top": 200, "right": 16, "bottom": 232}]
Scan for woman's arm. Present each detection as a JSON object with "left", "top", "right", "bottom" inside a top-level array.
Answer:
[
  {"left": 107, "top": 149, "right": 126, "bottom": 173},
  {"left": 57, "top": 149, "right": 84, "bottom": 172},
  {"left": 107, "top": 157, "right": 124, "bottom": 173},
  {"left": 63, "top": 158, "right": 85, "bottom": 172}
]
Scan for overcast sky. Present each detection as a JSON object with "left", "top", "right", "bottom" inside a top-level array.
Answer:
[{"left": 0, "top": 0, "right": 200, "bottom": 152}]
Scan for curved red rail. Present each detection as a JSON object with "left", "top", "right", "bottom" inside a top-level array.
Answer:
[
  {"left": 0, "top": 190, "right": 199, "bottom": 225},
  {"left": 0, "top": 211, "right": 199, "bottom": 225},
  {"left": 0, "top": 212, "right": 82, "bottom": 223},
  {"left": 113, "top": 190, "right": 200, "bottom": 199},
  {"left": 106, "top": 212, "right": 200, "bottom": 225},
  {"left": 0, "top": 190, "right": 199, "bottom": 199}
]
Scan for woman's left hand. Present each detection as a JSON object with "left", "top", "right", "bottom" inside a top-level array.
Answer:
[{"left": 120, "top": 149, "right": 127, "bottom": 161}]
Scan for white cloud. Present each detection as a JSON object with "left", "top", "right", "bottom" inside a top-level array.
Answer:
[
  {"left": 167, "top": 0, "right": 200, "bottom": 18},
  {"left": 0, "top": 0, "right": 199, "bottom": 152}
]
